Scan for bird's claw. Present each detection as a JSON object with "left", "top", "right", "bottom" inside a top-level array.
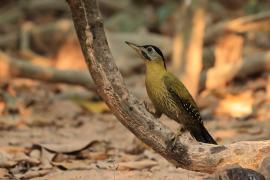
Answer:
[
  {"left": 143, "top": 100, "right": 151, "bottom": 112},
  {"left": 168, "top": 126, "right": 186, "bottom": 151},
  {"left": 170, "top": 135, "right": 177, "bottom": 150},
  {"left": 143, "top": 100, "right": 155, "bottom": 115}
]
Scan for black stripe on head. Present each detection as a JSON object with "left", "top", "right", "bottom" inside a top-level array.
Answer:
[
  {"left": 143, "top": 45, "right": 166, "bottom": 69},
  {"left": 141, "top": 51, "right": 150, "bottom": 60}
]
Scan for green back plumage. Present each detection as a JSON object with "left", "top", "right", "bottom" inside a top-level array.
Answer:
[
  {"left": 163, "top": 73, "right": 203, "bottom": 124},
  {"left": 163, "top": 73, "right": 198, "bottom": 109}
]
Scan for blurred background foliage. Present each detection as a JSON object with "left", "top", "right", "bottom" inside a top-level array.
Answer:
[
  {"left": 0, "top": 0, "right": 270, "bottom": 142},
  {"left": 0, "top": 0, "right": 270, "bottom": 139}
]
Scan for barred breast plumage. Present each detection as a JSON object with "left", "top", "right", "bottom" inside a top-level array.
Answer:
[{"left": 145, "top": 63, "right": 180, "bottom": 121}]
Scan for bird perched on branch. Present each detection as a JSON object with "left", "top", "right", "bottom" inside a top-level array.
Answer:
[{"left": 125, "top": 41, "right": 217, "bottom": 144}]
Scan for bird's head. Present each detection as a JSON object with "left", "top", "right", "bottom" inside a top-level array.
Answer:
[{"left": 125, "top": 41, "right": 166, "bottom": 69}]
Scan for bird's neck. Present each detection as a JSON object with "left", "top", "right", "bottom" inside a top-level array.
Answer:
[
  {"left": 145, "top": 61, "right": 167, "bottom": 80},
  {"left": 145, "top": 61, "right": 167, "bottom": 102}
]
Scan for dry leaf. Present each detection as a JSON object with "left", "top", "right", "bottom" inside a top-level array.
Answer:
[
  {"left": 16, "top": 169, "right": 50, "bottom": 179},
  {"left": 116, "top": 160, "right": 158, "bottom": 170},
  {"left": 0, "top": 146, "right": 26, "bottom": 154},
  {"left": 124, "top": 137, "right": 146, "bottom": 155},
  {"left": 52, "top": 160, "right": 92, "bottom": 170},
  {"left": 0, "top": 102, "right": 5, "bottom": 115},
  {"left": 214, "top": 129, "right": 237, "bottom": 139},
  {"left": 37, "top": 168, "right": 208, "bottom": 180},
  {"left": 119, "top": 154, "right": 142, "bottom": 162},
  {"left": 30, "top": 149, "right": 41, "bottom": 160},
  {"left": 95, "top": 161, "right": 116, "bottom": 170},
  {"left": 52, "top": 153, "right": 72, "bottom": 162},
  {"left": 0, "top": 168, "right": 12, "bottom": 178},
  {"left": 0, "top": 52, "right": 11, "bottom": 80},
  {"left": 80, "top": 151, "right": 108, "bottom": 161},
  {"left": 40, "top": 140, "right": 100, "bottom": 154},
  {"left": 215, "top": 91, "right": 253, "bottom": 118},
  {"left": 47, "top": 100, "right": 82, "bottom": 120},
  {"left": 0, "top": 151, "right": 17, "bottom": 168},
  {"left": 54, "top": 35, "right": 86, "bottom": 70},
  {"left": 0, "top": 146, "right": 28, "bottom": 168},
  {"left": 40, "top": 147, "right": 55, "bottom": 169},
  {"left": 75, "top": 100, "right": 109, "bottom": 114},
  {"left": 13, "top": 152, "right": 40, "bottom": 165}
]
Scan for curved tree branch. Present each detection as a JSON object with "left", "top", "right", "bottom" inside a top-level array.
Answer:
[{"left": 66, "top": 0, "right": 270, "bottom": 175}]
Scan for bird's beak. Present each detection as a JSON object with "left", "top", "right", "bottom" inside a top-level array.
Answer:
[{"left": 125, "top": 41, "right": 142, "bottom": 55}]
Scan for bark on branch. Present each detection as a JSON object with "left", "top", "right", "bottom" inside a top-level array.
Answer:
[{"left": 66, "top": 0, "right": 270, "bottom": 175}]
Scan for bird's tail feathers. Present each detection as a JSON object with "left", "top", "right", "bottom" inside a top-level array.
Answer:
[{"left": 190, "top": 124, "right": 217, "bottom": 145}]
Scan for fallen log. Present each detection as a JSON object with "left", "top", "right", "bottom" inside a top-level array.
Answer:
[
  {"left": 204, "top": 51, "right": 270, "bottom": 90},
  {"left": 204, "top": 11, "right": 270, "bottom": 45},
  {"left": 66, "top": 0, "right": 270, "bottom": 177},
  {"left": 0, "top": 52, "right": 144, "bottom": 99},
  {"left": 235, "top": 51, "right": 270, "bottom": 79},
  {"left": 1, "top": 49, "right": 269, "bottom": 96},
  {"left": 0, "top": 52, "right": 94, "bottom": 90}
]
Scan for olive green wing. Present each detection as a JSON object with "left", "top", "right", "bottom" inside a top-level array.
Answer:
[
  {"left": 163, "top": 74, "right": 217, "bottom": 144},
  {"left": 163, "top": 73, "right": 217, "bottom": 144},
  {"left": 163, "top": 74, "right": 202, "bottom": 123}
]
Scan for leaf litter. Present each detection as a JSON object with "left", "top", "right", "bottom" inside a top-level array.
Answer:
[{"left": 0, "top": 67, "right": 269, "bottom": 179}]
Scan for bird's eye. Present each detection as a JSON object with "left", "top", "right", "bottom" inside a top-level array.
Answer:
[{"left": 147, "top": 47, "right": 153, "bottom": 53}]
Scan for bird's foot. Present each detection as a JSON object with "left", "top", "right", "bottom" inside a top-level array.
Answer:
[
  {"left": 143, "top": 100, "right": 161, "bottom": 118},
  {"left": 143, "top": 100, "right": 152, "bottom": 113},
  {"left": 168, "top": 126, "right": 186, "bottom": 150}
]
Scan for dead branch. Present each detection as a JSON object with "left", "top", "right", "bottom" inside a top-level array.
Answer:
[
  {"left": 205, "top": 33, "right": 244, "bottom": 89},
  {"left": 204, "top": 11, "right": 270, "bottom": 45},
  {"left": 204, "top": 51, "right": 270, "bottom": 89},
  {"left": 235, "top": 51, "right": 270, "bottom": 79},
  {"left": 66, "top": 0, "right": 270, "bottom": 176},
  {"left": 199, "top": 51, "right": 270, "bottom": 91},
  {"left": 0, "top": 52, "right": 140, "bottom": 96},
  {"left": 0, "top": 52, "right": 94, "bottom": 90},
  {"left": 0, "top": 0, "right": 123, "bottom": 27}
]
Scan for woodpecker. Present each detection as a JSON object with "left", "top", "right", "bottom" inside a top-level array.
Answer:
[{"left": 125, "top": 41, "right": 217, "bottom": 144}]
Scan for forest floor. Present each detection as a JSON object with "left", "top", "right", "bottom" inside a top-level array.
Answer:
[{"left": 0, "top": 75, "right": 270, "bottom": 179}]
